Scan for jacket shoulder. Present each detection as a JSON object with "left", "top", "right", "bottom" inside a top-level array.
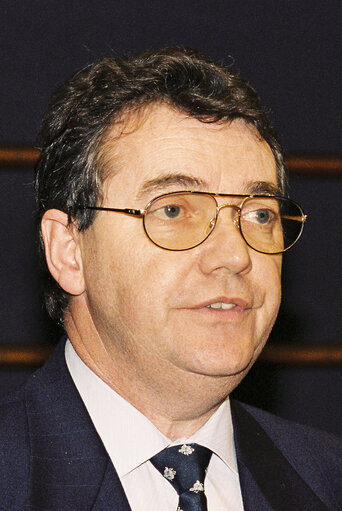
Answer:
[
  {"left": 236, "top": 400, "right": 342, "bottom": 451},
  {"left": 233, "top": 400, "right": 342, "bottom": 503}
]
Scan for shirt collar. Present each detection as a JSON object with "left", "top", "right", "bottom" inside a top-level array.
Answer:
[
  {"left": 181, "top": 397, "right": 238, "bottom": 473},
  {"left": 65, "top": 339, "right": 238, "bottom": 477}
]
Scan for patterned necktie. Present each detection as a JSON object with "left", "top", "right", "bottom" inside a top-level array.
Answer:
[{"left": 150, "top": 443, "right": 212, "bottom": 511}]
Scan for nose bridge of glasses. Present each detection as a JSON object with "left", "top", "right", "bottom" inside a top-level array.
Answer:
[{"left": 216, "top": 202, "right": 241, "bottom": 228}]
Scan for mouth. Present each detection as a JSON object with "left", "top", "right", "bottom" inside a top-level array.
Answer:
[
  {"left": 206, "top": 302, "right": 237, "bottom": 310},
  {"left": 175, "top": 296, "right": 254, "bottom": 326},
  {"left": 192, "top": 297, "right": 251, "bottom": 312}
]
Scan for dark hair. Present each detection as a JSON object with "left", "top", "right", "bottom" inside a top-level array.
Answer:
[{"left": 35, "top": 46, "right": 286, "bottom": 323}]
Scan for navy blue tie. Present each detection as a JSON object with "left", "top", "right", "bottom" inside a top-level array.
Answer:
[{"left": 150, "top": 443, "right": 212, "bottom": 511}]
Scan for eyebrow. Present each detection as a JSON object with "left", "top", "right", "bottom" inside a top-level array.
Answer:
[
  {"left": 137, "top": 173, "right": 209, "bottom": 199},
  {"left": 246, "top": 181, "right": 283, "bottom": 196}
]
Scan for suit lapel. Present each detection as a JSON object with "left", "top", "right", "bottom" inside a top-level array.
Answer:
[
  {"left": 91, "top": 460, "right": 132, "bottom": 511},
  {"left": 231, "top": 401, "right": 329, "bottom": 511},
  {"left": 26, "top": 339, "right": 131, "bottom": 511}
]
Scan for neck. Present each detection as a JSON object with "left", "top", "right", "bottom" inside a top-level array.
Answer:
[{"left": 65, "top": 307, "right": 246, "bottom": 440}]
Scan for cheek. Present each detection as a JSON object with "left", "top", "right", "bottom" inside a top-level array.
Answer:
[
  {"left": 256, "top": 255, "right": 282, "bottom": 318},
  {"left": 112, "top": 252, "right": 182, "bottom": 315},
  {"left": 106, "top": 255, "right": 190, "bottom": 356}
]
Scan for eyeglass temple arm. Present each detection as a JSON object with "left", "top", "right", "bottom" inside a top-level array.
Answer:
[
  {"left": 81, "top": 205, "right": 145, "bottom": 217},
  {"left": 282, "top": 214, "right": 307, "bottom": 222}
]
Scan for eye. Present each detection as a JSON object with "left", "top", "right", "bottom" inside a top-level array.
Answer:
[
  {"left": 163, "top": 205, "right": 181, "bottom": 219},
  {"left": 243, "top": 207, "right": 276, "bottom": 226},
  {"left": 147, "top": 193, "right": 208, "bottom": 224},
  {"left": 149, "top": 202, "right": 185, "bottom": 220},
  {"left": 253, "top": 209, "right": 271, "bottom": 224}
]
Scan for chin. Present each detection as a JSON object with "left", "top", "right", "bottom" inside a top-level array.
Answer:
[{"left": 184, "top": 347, "right": 258, "bottom": 379}]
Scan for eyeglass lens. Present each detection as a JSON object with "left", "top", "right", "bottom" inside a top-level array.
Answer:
[{"left": 143, "top": 193, "right": 304, "bottom": 253}]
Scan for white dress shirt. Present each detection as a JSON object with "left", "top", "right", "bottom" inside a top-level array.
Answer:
[{"left": 65, "top": 340, "right": 244, "bottom": 510}]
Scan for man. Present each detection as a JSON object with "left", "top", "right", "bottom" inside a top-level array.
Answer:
[{"left": 0, "top": 47, "right": 340, "bottom": 510}]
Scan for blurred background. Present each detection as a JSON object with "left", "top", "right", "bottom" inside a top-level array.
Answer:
[{"left": 0, "top": 0, "right": 341, "bottom": 435}]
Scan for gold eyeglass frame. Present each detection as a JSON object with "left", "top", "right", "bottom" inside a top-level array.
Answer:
[{"left": 79, "top": 190, "right": 307, "bottom": 254}]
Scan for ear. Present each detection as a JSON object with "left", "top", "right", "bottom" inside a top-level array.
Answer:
[{"left": 41, "top": 209, "right": 86, "bottom": 296}]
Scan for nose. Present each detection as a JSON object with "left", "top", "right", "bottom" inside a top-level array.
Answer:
[{"left": 198, "top": 204, "right": 252, "bottom": 276}]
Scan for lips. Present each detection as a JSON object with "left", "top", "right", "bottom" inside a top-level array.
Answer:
[{"left": 190, "top": 297, "right": 251, "bottom": 311}]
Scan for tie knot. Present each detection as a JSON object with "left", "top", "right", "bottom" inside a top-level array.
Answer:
[{"left": 150, "top": 443, "right": 212, "bottom": 510}]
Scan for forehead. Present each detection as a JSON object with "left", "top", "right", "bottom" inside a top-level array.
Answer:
[{"left": 99, "top": 104, "right": 278, "bottom": 202}]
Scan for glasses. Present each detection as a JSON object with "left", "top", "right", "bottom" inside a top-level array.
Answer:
[{"left": 79, "top": 191, "right": 307, "bottom": 254}]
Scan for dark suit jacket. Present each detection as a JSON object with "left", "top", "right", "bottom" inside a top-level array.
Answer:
[{"left": 0, "top": 339, "right": 341, "bottom": 510}]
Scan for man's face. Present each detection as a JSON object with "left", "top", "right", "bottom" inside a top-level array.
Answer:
[{"left": 78, "top": 104, "right": 282, "bottom": 384}]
